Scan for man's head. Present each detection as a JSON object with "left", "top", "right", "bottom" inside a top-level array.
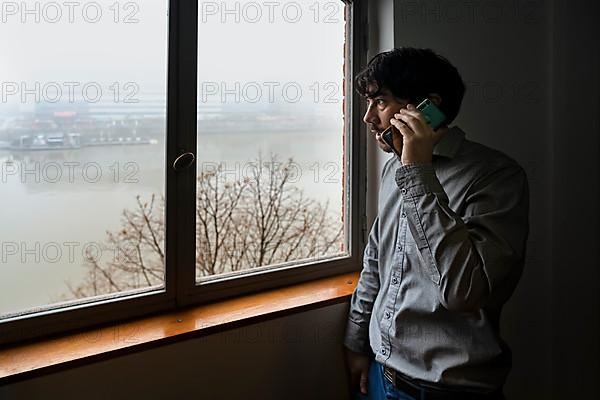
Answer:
[{"left": 356, "top": 47, "right": 466, "bottom": 152}]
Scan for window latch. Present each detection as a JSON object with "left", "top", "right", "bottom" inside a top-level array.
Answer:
[{"left": 172, "top": 152, "right": 195, "bottom": 172}]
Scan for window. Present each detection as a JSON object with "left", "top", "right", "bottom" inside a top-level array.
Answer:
[{"left": 0, "top": 0, "right": 367, "bottom": 345}]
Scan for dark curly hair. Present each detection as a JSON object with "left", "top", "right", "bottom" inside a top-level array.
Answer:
[{"left": 355, "top": 47, "right": 466, "bottom": 125}]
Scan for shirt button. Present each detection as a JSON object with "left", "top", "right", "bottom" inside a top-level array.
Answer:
[
  {"left": 385, "top": 311, "right": 391, "bottom": 319},
  {"left": 402, "top": 212, "right": 407, "bottom": 218},
  {"left": 401, "top": 188, "right": 407, "bottom": 194},
  {"left": 392, "top": 277, "right": 398, "bottom": 284},
  {"left": 381, "top": 348, "right": 387, "bottom": 355}
]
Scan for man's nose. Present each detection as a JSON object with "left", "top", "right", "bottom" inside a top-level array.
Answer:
[{"left": 363, "top": 106, "right": 378, "bottom": 126}]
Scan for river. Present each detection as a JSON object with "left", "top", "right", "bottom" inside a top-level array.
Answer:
[{"left": 0, "top": 129, "right": 345, "bottom": 315}]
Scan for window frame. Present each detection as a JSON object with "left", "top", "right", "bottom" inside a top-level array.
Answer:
[{"left": 0, "top": 0, "right": 368, "bottom": 347}]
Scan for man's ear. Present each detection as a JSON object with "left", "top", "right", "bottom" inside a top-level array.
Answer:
[{"left": 427, "top": 93, "right": 443, "bottom": 107}]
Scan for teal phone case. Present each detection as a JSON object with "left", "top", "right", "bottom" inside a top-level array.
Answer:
[{"left": 416, "top": 98, "right": 446, "bottom": 130}]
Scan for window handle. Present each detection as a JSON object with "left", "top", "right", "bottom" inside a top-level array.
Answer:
[{"left": 172, "top": 152, "right": 195, "bottom": 172}]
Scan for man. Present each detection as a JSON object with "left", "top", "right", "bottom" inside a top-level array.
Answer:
[{"left": 344, "top": 47, "right": 529, "bottom": 400}]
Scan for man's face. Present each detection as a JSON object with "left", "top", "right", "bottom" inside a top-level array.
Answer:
[{"left": 363, "top": 86, "right": 409, "bottom": 153}]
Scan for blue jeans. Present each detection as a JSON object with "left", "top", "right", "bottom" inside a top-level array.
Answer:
[
  {"left": 353, "top": 361, "right": 506, "bottom": 400},
  {"left": 353, "top": 361, "right": 417, "bottom": 400}
]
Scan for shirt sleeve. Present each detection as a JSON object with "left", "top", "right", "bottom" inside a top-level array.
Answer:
[
  {"left": 343, "top": 216, "right": 380, "bottom": 354},
  {"left": 395, "top": 162, "right": 529, "bottom": 312}
]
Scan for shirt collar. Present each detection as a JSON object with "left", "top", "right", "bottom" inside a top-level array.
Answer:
[{"left": 433, "top": 126, "right": 465, "bottom": 159}]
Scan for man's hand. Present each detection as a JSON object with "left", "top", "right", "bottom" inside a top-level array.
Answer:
[
  {"left": 345, "top": 349, "right": 370, "bottom": 395},
  {"left": 389, "top": 103, "right": 442, "bottom": 165}
]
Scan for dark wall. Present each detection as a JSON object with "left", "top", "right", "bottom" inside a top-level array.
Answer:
[
  {"left": 392, "top": 0, "right": 599, "bottom": 397},
  {"left": 549, "top": 0, "right": 599, "bottom": 397},
  {"left": 0, "top": 303, "right": 351, "bottom": 400}
]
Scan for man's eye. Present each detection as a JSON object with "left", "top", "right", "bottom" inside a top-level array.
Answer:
[{"left": 366, "top": 98, "right": 386, "bottom": 107}]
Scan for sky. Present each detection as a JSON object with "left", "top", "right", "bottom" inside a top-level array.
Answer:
[{"left": 0, "top": 0, "right": 346, "bottom": 108}]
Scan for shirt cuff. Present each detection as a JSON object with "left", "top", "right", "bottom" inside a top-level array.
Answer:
[
  {"left": 394, "top": 163, "right": 446, "bottom": 197},
  {"left": 343, "top": 319, "right": 371, "bottom": 354}
]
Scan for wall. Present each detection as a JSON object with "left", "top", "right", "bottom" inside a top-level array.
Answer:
[
  {"left": 0, "top": 303, "right": 351, "bottom": 400},
  {"left": 389, "top": 0, "right": 599, "bottom": 398},
  {"left": 548, "top": 0, "right": 599, "bottom": 397}
]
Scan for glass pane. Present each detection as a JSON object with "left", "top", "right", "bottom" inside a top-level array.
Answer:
[
  {"left": 0, "top": 1, "right": 168, "bottom": 317},
  {"left": 196, "top": 0, "right": 348, "bottom": 281}
]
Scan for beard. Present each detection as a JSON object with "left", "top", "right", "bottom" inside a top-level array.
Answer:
[{"left": 372, "top": 127, "right": 399, "bottom": 154}]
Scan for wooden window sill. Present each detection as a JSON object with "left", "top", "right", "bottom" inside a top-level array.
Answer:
[{"left": 0, "top": 272, "right": 358, "bottom": 384}]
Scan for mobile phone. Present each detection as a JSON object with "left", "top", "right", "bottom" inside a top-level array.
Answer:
[
  {"left": 416, "top": 98, "right": 446, "bottom": 130},
  {"left": 381, "top": 126, "right": 401, "bottom": 158},
  {"left": 381, "top": 98, "right": 447, "bottom": 156}
]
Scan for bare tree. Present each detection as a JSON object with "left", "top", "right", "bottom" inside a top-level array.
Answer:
[
  {"left": 66, "top": 155, "right": 344, "bottom": 298},
  {"left": 66, "top": 194, "right": 165, "bottom": 298}
]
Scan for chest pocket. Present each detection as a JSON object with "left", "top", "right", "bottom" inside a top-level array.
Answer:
[
  {"left": 403, "top": 221, "right": 441, "bottom": 285},
  {"left": 403, "top": 226, "right": 419, "bottom": 254}
]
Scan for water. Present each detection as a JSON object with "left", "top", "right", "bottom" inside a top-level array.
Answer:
[{"left": 0, "top": 129, "right": 344, "bottom": 315}]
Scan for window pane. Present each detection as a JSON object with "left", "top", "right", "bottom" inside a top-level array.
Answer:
[
  {"left": 0, "top": 1, "right": 168, "bottom": 317},
  {"left": 196, "top": 0, "right": 348, "bottom": 280}
]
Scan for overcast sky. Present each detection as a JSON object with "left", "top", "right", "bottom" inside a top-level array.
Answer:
[{"left": 0, "top": 0, "right": 345, "bottom": 107}]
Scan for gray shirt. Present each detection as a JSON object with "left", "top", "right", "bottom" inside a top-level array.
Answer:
[{"left": 344, "top": 126, "right": 529, "bottom": 392}]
